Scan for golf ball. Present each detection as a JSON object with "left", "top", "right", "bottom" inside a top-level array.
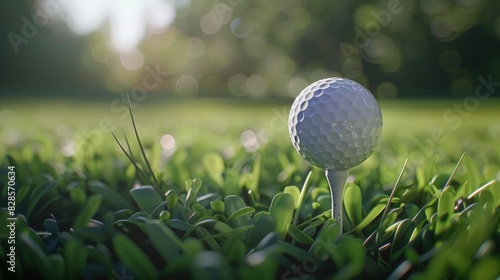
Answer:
[{"left": 288, "top": 77, "right": 382, "bottom": 170}]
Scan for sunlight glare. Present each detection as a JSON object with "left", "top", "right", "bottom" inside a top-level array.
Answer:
[{"left": 49, "top": 0, "right": 176, "bottom": 53}]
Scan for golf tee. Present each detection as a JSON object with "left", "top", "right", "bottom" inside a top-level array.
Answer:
[{"left": 325, "top": 169, "right": 349, "bottom": 235}]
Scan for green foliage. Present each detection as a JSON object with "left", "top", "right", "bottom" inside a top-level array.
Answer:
[
  {"left": 1, "top": 102, "right": 499, "bottom": 279},
  {"left": 269, "top": 193, "right": 295, "bottom": 240},
  {"left": 72, "top": 194, "right": 102, "bottom": 230},
  {"left": 113, "top": 234, "right": 159, "bottom": 280},
  {"left": 344, "top": 184, "right": 363, "bottom": 226}
]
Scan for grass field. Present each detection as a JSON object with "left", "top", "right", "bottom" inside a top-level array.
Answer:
[{"left": 1, "top": 98, "right": 499, "bottom": 279}]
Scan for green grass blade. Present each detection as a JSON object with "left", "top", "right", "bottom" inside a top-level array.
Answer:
[
  {"left": 221, "top": 231, "right": 247, "bottom": 263},
  {"left": 64, "top": 237, "right": 87, "bottom": 280},
  {"left": 288, "top": 224, "right": 314, "bottom": 246},
  {"left": 47, "top": 255, "right": 64, "bottom": 280},
  {"left": 111, "top": 132, "right": 154, "bottom": 186},
  {"left": 371, "top": 159, "right": 408, "bottom": 247},
  {"left": 88, "top": 180, "right": 132, "bottom": 209},
  {"left": 247, "top": 212, "right": 276, "bottom": 248},
  {"left": 269, "top": 193, "right": 295, "bottom": 240},
  {"left": 309, "top": 219, "right": 340, "bottom": 258},
  {"left": 203, "top": 152, "right": 225, "bottom": 187},
  {"left": 27, "top": 180, "right": 57, "bottom": 217},
  {"left": 435, "top": 187, "right": 455, "bottom": 235},
  {"left": 226, "top": 206, "right": 255, "bottom": 223},
  {"left": 225, "top": 195, "right": 251, "bottom": 227},
  {"left": 73, "top": 194, "right": 103, "bottom": 230},
  {"left": 443, "top": 152, "right": 465, "bottom": 190},
  {"left": 344, "top": 183, "right": 363, "bottom": 226},
  {"left": 467, "top": 180, "right": 496, "bottom": 200},
  {"left": 15, "top": 184, "right": 30, "bottom": 208},
  {"left": 183, "top": 218, "right": 217, "bottom": 239},
  {"left": 291, "top": 171, "right": 313, "bottom": 227},
  {"left": 284, "top": 185, "right": 301, "bottom": 209},
  {"left": 113, "top": 234, "right": 158, "bottom": 280},
  {"left": 127, "top": 96, "right": 160, "bottom": 189},
  {"left": 411, "top": 154, "right": 466, "bottom": 223},
  {"left": 122, "top": 128, "right": 136, "bottom": 160},
  {"left": 380, "top": 159, "right": 408, "bottom": 228},
  {"left": 185, "top": 178, "right": 203, "bottom": 209},
  {"left": 463, "top": 155, "right": 482, "bottom": 189},
  {"left": 144, "top": 220, "right": 184, "bottom": 261},
  {"left": 195, "top": 226, "right": 221, "bottom": 251},
  {"left": 297, "top": 210, "right": 330, "bottom": 228},
  {"left": 129, "top": 185, "right": 164, "bottom": 214},
  {"left": 351, "top": 203, "right": 386, "bottom": 233},
  {"left": 18, "top": 233, "right": 51, "bottom": 279}
]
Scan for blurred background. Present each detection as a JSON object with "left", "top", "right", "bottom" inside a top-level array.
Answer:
[
  {"left": 0, "top": 0, "right": 499, "bottom": 216},
  {"left": 2, "top": 0, "right": 500, "bottom": 100}
]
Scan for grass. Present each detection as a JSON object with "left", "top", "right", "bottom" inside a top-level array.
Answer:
[{"left": 1, "top": 98, "right": 499, "bottom": 279}]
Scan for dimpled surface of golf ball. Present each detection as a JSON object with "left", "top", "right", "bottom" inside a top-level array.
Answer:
[{"left": 289, "top": 77, "right": 382, "bottom": 170}]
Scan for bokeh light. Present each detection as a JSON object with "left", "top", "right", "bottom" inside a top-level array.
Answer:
[
  {"left": 289, "top": 7, "right": 311, "bottom": 29},
  {"left": 176, "top": 75, "right": 199, "bottom": 96},
  {"left": 120, "top": 49, "right": 144, "bottom": 70},
  {"left": 59, "top": 0, "right": 108, "bottom": 35},
  {"left": 160, "top": 133, "right": 177, "bottom": 159},
  {"left": 186, "top": 37, "right": 206, "bottom": 58},
  {"left": 228, "top": 74, "right": 247, "bottom": 96},
  {"left": 430, "top": 17, "right": 456, "bottom": 41},
  {"left": 419, "top": 0, "right": 449, "bottom": 16},
  {"left": 14, "top": 0, "right": 498, "bottom": 98},
  {"left": 46, "top": 0, "right": 176, "bottom": 53},
  {"left": 60, "top": 139, "right": 76, "bottom": 157},
  {"left": 240, "top": 130, "right": 260, "bottom": 152},
  {"left": 376, "top": 81, "right": 398, "bottom": 99},
  {"left": 363, "top": 35, "right": 396, "bottom": 64},
  {"left": 2, "top": 128, "right": 23, "bottom": 147},
  {"left": 200, "top": 14, "right": 222, "bottom": 35},
  {"left": 245, "top": 75, "right": 268, "bottom": 97},
  {"left": 231, "top": 18, "right": 253, "bottom": 38}
]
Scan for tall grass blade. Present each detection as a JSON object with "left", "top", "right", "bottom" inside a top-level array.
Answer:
[
  {"left": 112, "top": 132, "right": 154, "bottom": 187},
  {"left": 127, "top": 95, "right": 161, "bottom": 189}
]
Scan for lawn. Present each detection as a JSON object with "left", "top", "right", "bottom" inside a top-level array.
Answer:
[{"left": 1, "top": 98, "right": 499, "bottom": 279}]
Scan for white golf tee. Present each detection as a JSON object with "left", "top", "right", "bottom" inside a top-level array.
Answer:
[{"left": 325, "top": 169, "right": 349, "bottom": 235}]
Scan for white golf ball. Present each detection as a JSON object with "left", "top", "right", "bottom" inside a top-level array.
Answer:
[{"left": 288, "top": 77, "right": 382, "bottom": 170}]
